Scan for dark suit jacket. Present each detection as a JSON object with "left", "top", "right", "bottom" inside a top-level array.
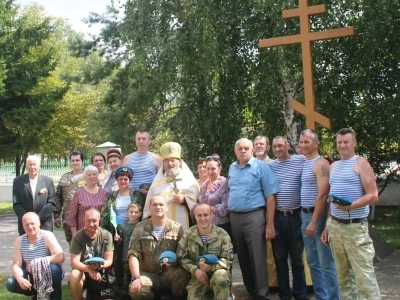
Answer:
[{"left": 13, "top": 174, "right": 56, "bottom": 235}]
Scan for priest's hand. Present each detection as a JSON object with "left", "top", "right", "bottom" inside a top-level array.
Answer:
[{"left": 172, "top": 194, "right": 184, "bottom": 204}]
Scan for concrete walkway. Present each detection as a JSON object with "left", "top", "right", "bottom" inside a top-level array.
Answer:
[{"left": 1, "top": 214, "right": 399, "bottom": 299}]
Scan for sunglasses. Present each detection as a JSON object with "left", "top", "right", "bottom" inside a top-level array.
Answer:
[{"left": 206, "top": 154, "right": 220, "bottom": 161}]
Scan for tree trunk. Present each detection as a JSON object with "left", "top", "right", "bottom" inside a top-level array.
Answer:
[{"left": 281, "top": 80, "right": 302, "bottom": 153}]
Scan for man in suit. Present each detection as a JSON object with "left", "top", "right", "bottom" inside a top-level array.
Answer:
[{"left": 13, "top": 155, "right": 56, "bottom": 235}]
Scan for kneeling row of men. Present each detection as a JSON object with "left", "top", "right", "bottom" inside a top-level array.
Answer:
[{"left": 6, "top": 195, "right": 233, "bottom": 300}]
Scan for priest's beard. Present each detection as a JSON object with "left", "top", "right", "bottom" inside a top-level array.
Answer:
[{"left": 166, "top": 166, "right": 180, "bottom": 177}]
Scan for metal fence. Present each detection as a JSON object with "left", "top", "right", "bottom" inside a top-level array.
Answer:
[{"left": 0, "top": 159, "right": 91, "bottom": 184}]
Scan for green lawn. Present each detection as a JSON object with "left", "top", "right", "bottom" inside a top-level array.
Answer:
[
  {"left": 0, "top": 201, "right": 13, "bottom": 215},
  {"left": 370, "top": 217, "right": 400, "bottom": 249},
  {"left": 0, "top": 275, "right": 73, "bottom": 300}
]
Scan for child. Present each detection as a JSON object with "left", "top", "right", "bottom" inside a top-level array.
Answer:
[{"left": 115, "top": 202, "right": 142, "bottom": 299}]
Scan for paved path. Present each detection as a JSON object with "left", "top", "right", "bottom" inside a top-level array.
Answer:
[{"left": 1, "top": 214, "right": 399, "bottom": 299}]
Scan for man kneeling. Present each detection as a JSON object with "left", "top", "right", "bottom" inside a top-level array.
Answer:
[
  {"left": 177, "top": 203, "right": 234, "bottom": 300},
  {"left": 128, "top": 194, "right": 190, "bottom": 300},
  {"left": 6, "top": 212, "right": 65, "bottom": 300},
  {"left": 69, "top": 208, "right": 114, "bottom": 300}
]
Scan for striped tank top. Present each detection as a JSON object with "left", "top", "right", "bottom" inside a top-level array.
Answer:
[
  {"left": 269, "top": 155, "right": 305, "bottom": 209},
  {"left": 128, "top": 151, "right": 157, "bottom": 191},
  {"left": 329, "top": 155, "right": 369, "bottom": 219},
  {"left": 301, "top": 156, "right": 321, "bottom": 208},
  {"left": 21, "top": 230, "right": 50, "bottom": 268}
]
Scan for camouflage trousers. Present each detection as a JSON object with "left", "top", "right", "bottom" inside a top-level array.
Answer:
[
  {"left": 62, "top": 213, "right": 72, "bottom": 244},
  {"left": 129, "top": 266, "right": 190, "bottom": 300},
  {"left": 328, "top": 219, "right": 381, "bottom": 300},
  {"left": 187, "top": 269, "right": 231, "bottom": 300}
]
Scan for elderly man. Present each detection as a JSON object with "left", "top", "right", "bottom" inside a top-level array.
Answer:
[
  {"left": 299, "top": 129, "right": 339, "bottom": 300},
  {"left": 324, "top": 128, "right": 380, "bottom": 299},
  {"left": 178, "top": 203, "right": 234, "bottom": 300},
  {"left": 143, "top": 142, "right": 199, "bottom": 230},
  {"left": 6, "top": 212, "right": 65, "bottom": 300},
  {"left": 13, "top": 155, "right": 56, "bottom": 235},
  {"left": 123, "top": 130, "right": 163, "bottom": 196},
  {"left": 269, "top": 136, "right": 308, "bottom": 300},
  {"left": 228, "top": 138, "right": 280, "bottom": 300},
  {"left": 53, "top": 151, "right": 85, "bottom": 244},
  {"left": 128, "top": 194, "right": 191, "bottom": 300},
  {"left": 254, "top": 135, "right": 273, "bottom": 163},
  {"left": 69, "top": 208, "right": 114, "bottom": 300}
]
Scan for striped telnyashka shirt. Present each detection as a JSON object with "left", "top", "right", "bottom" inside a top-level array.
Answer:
[
  {"left": 128, "top": 152, "right": 157, "bottom": 191},
  {"left": 301, "top": 156, "right": 322, "bottom": 208},
  {"left": 269, "top": 155, "right": 306, "bottom": 210},
  {"left": 21, "top": 230, "right": 50, "bottom": 268},
  {"left": 329, "top": 155, "right": 369, "bottom": 219}
]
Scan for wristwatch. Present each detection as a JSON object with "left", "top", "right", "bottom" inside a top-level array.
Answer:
[{"left": 131, "top": 276, "right": 140, "bottom": 282}]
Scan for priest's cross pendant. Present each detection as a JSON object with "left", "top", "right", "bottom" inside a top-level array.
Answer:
[{"left": 167, "top": 175, "right": 182, "bottom": 195}]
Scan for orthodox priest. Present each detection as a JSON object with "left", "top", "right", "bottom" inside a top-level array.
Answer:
[{"left": 143, "top": 142, "right": 199, "bottom": 230}]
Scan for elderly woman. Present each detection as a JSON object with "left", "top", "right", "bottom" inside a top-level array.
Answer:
[
  {"left": 100, "top": 166, "right": 142, "bottom": 298},
  {"left": 102, "top": 148, "right": 123, "bottom": 197},
  {"left": 91, "top": 152, "right": 107, "bottom": 185},
  {"left": 198, "top": 154, "right": 231, "bottom": 237},
  {"left": 6, "top": 212, "right": 65, "bottom": 300},
  {"left": 66, "top": 165, "right": 107, "bottom": 235},
  {"left": 196, "top": 157, "right": 208, "bottom": 186}
]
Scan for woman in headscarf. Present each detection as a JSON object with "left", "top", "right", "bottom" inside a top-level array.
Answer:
[{"left": 102, "top": 148, "right": 123, "bottom": 197}]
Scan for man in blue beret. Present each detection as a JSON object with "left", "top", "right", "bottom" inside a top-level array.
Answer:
[{"left": 177, "top": 203, "right": 234, "bottom": 300}]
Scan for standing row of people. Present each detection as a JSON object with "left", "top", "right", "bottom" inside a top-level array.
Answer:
[{"left": 10, "top": 128, "right": 381, "bottom": 300}]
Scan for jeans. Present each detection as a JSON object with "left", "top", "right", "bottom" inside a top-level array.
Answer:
[
  {"left": 301, "top": 209, "right": 340, "bottom": 300},
  {"left": 6, "top": 264, "right": 64, "bottom": 300},
  {"left": 271, "top": 212, "right": 306, "bottom": 300}
]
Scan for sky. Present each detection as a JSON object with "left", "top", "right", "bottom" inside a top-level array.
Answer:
[{"left": 17, "top": 0, "right": 123, "bottom": 35}]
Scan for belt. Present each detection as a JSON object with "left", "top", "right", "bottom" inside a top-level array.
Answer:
[
  {"left": 332, "top": 216, "right": 367, "bottom": 224},
  {"left": 302, "top": 207, "right": 315, "bottom": 213},
  {"left": 230, "top": 207, "right": 265, "bottom": 214},
  {"left": 276, "top": 207, "right": 301, "bottom": 216}
]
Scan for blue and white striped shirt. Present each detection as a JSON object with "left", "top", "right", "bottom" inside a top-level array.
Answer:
[
  {"left": 329, "top": 155, "right": 369, "bottom": 219},
  {"left": 153, "top": 226, "right": 165, "bottom": 240},
  {"left": 128, "top": 152, "right": 157, "bottom": 191},
  {"left": 301, "top": 156, "right": 321, "bottom": 208},
  {"left": 21, "top": 230, "right": 50, "bottom": 268},
  {"left": 269, "top": 155, "right": 305, "bottom": 210}
]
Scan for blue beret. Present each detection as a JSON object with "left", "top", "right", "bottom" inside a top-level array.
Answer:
[
  {"left": 139, "top": 183, "right": 152, "bottom": 191},
  {"left": 196, "top": 254, "right": 219, "bottom": 264},
  {"left": 158, "top": 251, "right": 177, "bottom": 263},
  {"left": 84, "top": 257, "right": 105, "bottom": 265},
  {"left": 115, "top": 166, "right": 133, "bottom": 180},
  {"left": 328, "top": 193, "right": 352, "bottom": 206}
]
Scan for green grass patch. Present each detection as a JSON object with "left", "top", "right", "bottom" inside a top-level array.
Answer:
[
  {"left": 370, "top": 217, "right": 400, "bottom": 250},
  {"left": 0, "top": 274, "right": 73, "bottom": 299},
  {"left": 0, "top": 201, "right": 13, "bottom": 215}
]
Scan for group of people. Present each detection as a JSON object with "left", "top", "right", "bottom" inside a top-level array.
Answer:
[{"left": 7, "top": 128, "right": 380, "bottom": 300}]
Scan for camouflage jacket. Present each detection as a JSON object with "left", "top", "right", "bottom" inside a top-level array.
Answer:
[
  {"left": 177, "top": 225, "right": 234, "bottom": 275},
  {"left": 127, "top": 218, "right": 183, "bottom": 273},
  {"left": 100, "top": 189, "right": 142, "bottom": 238},
  {"left": 54, "top": 171, "right": 85, "bottom": 219}
]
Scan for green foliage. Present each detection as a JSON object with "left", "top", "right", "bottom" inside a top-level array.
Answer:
[{"left": 92, "top": 0, "right": 400, "bottom": 179}]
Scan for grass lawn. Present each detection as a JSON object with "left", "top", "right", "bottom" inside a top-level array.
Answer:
[
  {"left": 0, "top": 201, "right": 13, "bottom": 214},
  {"left": 0, "top": 275, "right": 73, "bottom": 300},
  {"left": 370, "top": 217, "right": 400, "bottom": 250}
]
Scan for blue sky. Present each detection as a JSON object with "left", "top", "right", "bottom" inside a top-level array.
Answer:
[{"left": 17, "top": 0, "right": 125, "bottom": 35}]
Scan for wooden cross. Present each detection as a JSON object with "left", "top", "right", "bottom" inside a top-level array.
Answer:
[
  {"left": 167, "top": 175, "right": 182, "bottom": 195},
  {"left": 259, "top": 0, "right": 355, "bottom": 130}
]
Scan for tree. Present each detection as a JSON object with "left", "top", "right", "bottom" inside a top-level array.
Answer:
[{"left": 0, "top": 4, "right": 70, "bottom": 174}]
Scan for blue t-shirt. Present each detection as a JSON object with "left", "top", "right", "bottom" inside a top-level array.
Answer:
[{"left": 228, "top": 157, "right": 281, "bottom": 212}]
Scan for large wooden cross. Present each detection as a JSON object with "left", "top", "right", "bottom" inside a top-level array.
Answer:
[{"left": 259, "top": 0, "right": 355, "bottom": 130}]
